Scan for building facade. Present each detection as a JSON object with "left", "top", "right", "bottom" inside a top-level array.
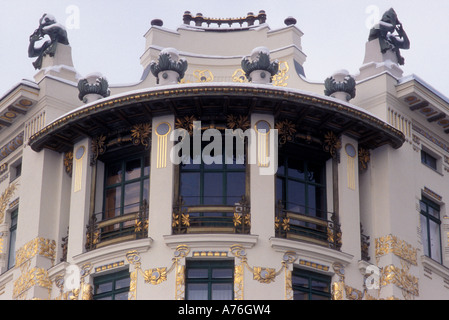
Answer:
[{"left": 0, "top": 9, "right": 448, "bottom": 300}]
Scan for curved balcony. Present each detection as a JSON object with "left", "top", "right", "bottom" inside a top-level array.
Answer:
[
  {"left": 85, "top": 201, "right": 149, "bottom": 251},
  {"left": 275, "top": 201, "right": 342, "bottom": 250},
  {"left": 172, "top": 196, "right": 251, "bottom": 234}
]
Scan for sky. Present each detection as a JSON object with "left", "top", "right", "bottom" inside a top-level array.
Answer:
[{"left": 1, "top": 0, "right": 448, "bottom": 99}]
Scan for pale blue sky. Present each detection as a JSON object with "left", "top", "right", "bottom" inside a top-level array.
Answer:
[{"left": 1, "top": 0, "right": 448, "bottom": 98}]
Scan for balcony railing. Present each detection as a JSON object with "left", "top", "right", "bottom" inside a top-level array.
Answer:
[
  {"left": 275, "top": 201, "right": 342, "bottom": 250},
  {"left": 172, "top": 196, "right": 251, "bottom": 234},
  {"left": 85, "top": 201, "right": 149, "bottom": 251}
]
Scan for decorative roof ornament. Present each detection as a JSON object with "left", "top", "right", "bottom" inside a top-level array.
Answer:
[
  {"left": 368, "top": 8, "right": 410, "bottom": 65},
  {"left": 78, "top": 73, "right": 110, "bottom": 103},
  {"left": 150, "top": 48, "right": 188, "bottom": 85},
  {"left": 183, "top": 10, "right": 266, "bottom": 28},
  {"left": 324, "top": 70, "right": 356, "bottom": 102},
  {"left": 28, "top": 14, "right": 69, "bottom": 70},
  {"left": 241, "top": 47, "right": 279, "bottom": 84}
]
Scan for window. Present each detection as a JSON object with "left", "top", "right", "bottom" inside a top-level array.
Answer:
[
  {"left": 420, "top": 197, "right": 442, "bottom": 263},
  {"left": 185, "top": 260, "right": 234, "bottom": 300},
  {"left": 179, "top": 141, "right": 246, "bottom": 207},
  {"left": 421, "top": 150, "right": 438, "bottom": 171},
  {"left": 276, "top": 153, "right": 326, "bottom": 218},
  {"left": 292, "top": 268, "right": 331, "bottom": 300},
  {"left": 7, "top": 209, "right": 18, "bottom": 270},
  {"left": 10, "top": 159, "right": 22, "bottom": 182},
  {"left": 103, "top": 153, "right": 149, "bottom": 228},
  {"left": 93, "top": 270, "right": 130, "bottom": 300}
]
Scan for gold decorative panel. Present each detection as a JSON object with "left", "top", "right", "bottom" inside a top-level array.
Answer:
[{"left": 375, "top": 234, "right": 417, "bottom": 266}]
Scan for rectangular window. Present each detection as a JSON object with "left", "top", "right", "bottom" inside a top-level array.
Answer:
[
  {"left": 8, "top": 209, "right": 18, "bottom": 270},
  {"left": 276, "top": 154, "right": 326, "bottom": 218},
  {"left": 292, "top": 268, "right": 331, "bottom": 300},
  {"left": 185, "top": 260, "right": 234, "bottom": 300},
  {"left": 93, "top": 269, "right": 130, "bottom": 300},
  {"left": 420, "top": 197, "right": 442, "bottom": 263},
  {"left": 421, "top": 150, "right": 437, "bottom": 171},
  {"left": 103, "top": 154, "right": 150, "bottom": 234}
]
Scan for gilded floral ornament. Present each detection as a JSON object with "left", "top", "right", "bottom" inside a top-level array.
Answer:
[
  {"left": 64, "top": 151, "right": 73, "bottom": 176},
  {"left": 323, "top": 131, "right": 341, "bottom": 160},
  {"left": 175, "top": 115, "right": 197, "bottom": 135},
  {"left": 91, "top": 134, "right": 106, "bottom": 164},
  {"left": 275, "top": 119, "right": 296, "bottom": 145},
  {"left": 143, "top": 268, "right": 167, "bottom": 285},
  {"left": 131, "top": 123, "right": 152, "bottom": 148},
  {"left": 253, "top": 267, "right": 277, "bottom": 284},
  {"left": 227, "top": 114, "right": 250, "bottom": 131},
  {"left": 358, "top": 147, "right": 371, "bottom": 171}
]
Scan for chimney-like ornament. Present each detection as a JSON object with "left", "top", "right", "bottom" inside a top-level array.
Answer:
[
  {"left": 324, "top": 70, "right": 356, "bottom": 102},
  {"left": 150, "top": 48, "right": 188, "bottom": 85},
  {"left": 241, "top": 47, "right": 279, "bottom": 84},
  {"left": 78, "top": 73, "right": 111, "bottom": 103}
]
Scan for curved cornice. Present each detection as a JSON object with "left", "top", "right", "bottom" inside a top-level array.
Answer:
[{"left": 28, "top": 83, "right": 404, "bottom": 153}]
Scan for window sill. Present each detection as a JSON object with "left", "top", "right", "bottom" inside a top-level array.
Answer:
[
  {"left": 421, "top": 255, "right": 449, "bottom": 279},
  {"left": 164, "top": 233, "right": 258, "bottom": 250}
]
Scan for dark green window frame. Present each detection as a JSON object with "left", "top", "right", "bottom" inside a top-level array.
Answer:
[
  {"left": 292, "top": 268, "right": 331, "bottom": 300},
  {"left": 179, "top": 135, "right": 247, "bottom": 206},
  {"left": 420, "top": 197, "right": 442, "bottom": 263},
  {"left": 185, "top": 260, "right": 234, "bottom": 300},
  {"left": 103, "top": 153, "right": 150, "bottom": 220},
  {"left": 276, "top": 153, "right": 327, "bottom": 218},
  {"left": 93, "top": 269, "right": 130, "bottom": 300},
  {"left": 7, "top": 209, "right": 18, "bottom": 270}
]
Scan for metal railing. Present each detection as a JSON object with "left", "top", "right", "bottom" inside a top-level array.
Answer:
[
  {"left": 85, "top": 200, "right": 149, "bottom": 251},
  {"left": 275, "top": 200, "right": 342, "bottom": 250},
  {"left": 172, "top": 196, "right": 250, "bottom": 234}
]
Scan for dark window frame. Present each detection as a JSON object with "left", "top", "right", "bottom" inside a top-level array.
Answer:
[
  {"left": 93, "top": 269, "right": 131, "bottom": 300},
  {"left": 292, "top": 267, "right": 331, "bottom": 300},
  {"left": 185, "top": 259, "right": 234, "bottom": 300},
  {"left": 420, "top": 197, "right": 442, "bottom": 263}
]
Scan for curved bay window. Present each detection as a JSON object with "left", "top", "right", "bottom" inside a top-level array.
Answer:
[
  {"left": 173, "top": 131, "right": 250, "bottom": 234},
  {"left": 86, "top": 150, "right": 150, "bottom": 251},
  {"left": 275, "top": 150, "right": 339, "bottom": 248}
]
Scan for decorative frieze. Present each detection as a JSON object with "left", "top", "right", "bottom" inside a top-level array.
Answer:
[{"left": 375, "top": 234, "right": 418, "bottom": 266}]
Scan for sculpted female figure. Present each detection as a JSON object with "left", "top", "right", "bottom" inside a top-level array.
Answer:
[{"left": 28, "top": 14, "right": 69, "bottom": 70}]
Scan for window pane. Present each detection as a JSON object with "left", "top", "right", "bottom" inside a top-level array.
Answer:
[
  {"left": 180, "top": 172, "right": 200, "bottom": 206},
  {"left": 105, "top": 187, "right": 121, "bottom": 218},
  {"left": 95, "top": 282, "right": 113, "bottom": 294},
  {"left": 116, "top": 277, "right": 130, "bottom": 290},
  {"left": 125, "top": 158, "right": 142, "bottom": 181},
  {"left": 212, "top": 268, "right": 233, "bottom": 279},
  {"left": 429, "top": 219, "right": 441, "bottom": 261},
  {"left": 428, "top": 206, "right": 440, "bottom": 219},
  {"left": 187, "top": 268, "right": 209, "bottom": 279},
  {"left": 114, "top": 292, "right": 129, "bottom": 300},
  {"left": 312, "top": 279, "right": 330, "bottom": 293},
  {"left": 226, "top": 172, "right": 245, "bottom": 205},
  {"left": 420, "top": 214, "right": 429, "bottom": 257},
  {"left": 124, "top": 182, "right": 140, "bottom": 214},
  {"left": 293, "top": 290, "right": 308, "bottom": 300},
  {"left": 292, "top": 275, "right": 308, "bottom": 288},
  {"left": 106, "top": 163, "right": 122, "bottom": 185},
  {"left": 204, "top": 172, "right": 223, "bottom": 205},
  {"left": 7, "top": 229, "right": 16, "bottom": 269},
  {"left": 187, "top": 283, "right": 208, "bottom": 300},
  {"left": 211, "top": 283, "right": 233, "bottom": 300},
  {"left": 287, "top": 180, "right": 305, "bottom": 213}
]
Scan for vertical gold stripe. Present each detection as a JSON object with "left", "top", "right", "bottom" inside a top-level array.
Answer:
[
  {"left": 157, "top": 134, "right": 168, "bottom": 168},
  {"left": 74, "top": 157, "right": 83, "bottom": 192},
  {"left": 347, "top": 154, "right": 355, "bottom": 190},
  {"left": 257, "top": 132, "right": 269, "bottom": 167}
]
